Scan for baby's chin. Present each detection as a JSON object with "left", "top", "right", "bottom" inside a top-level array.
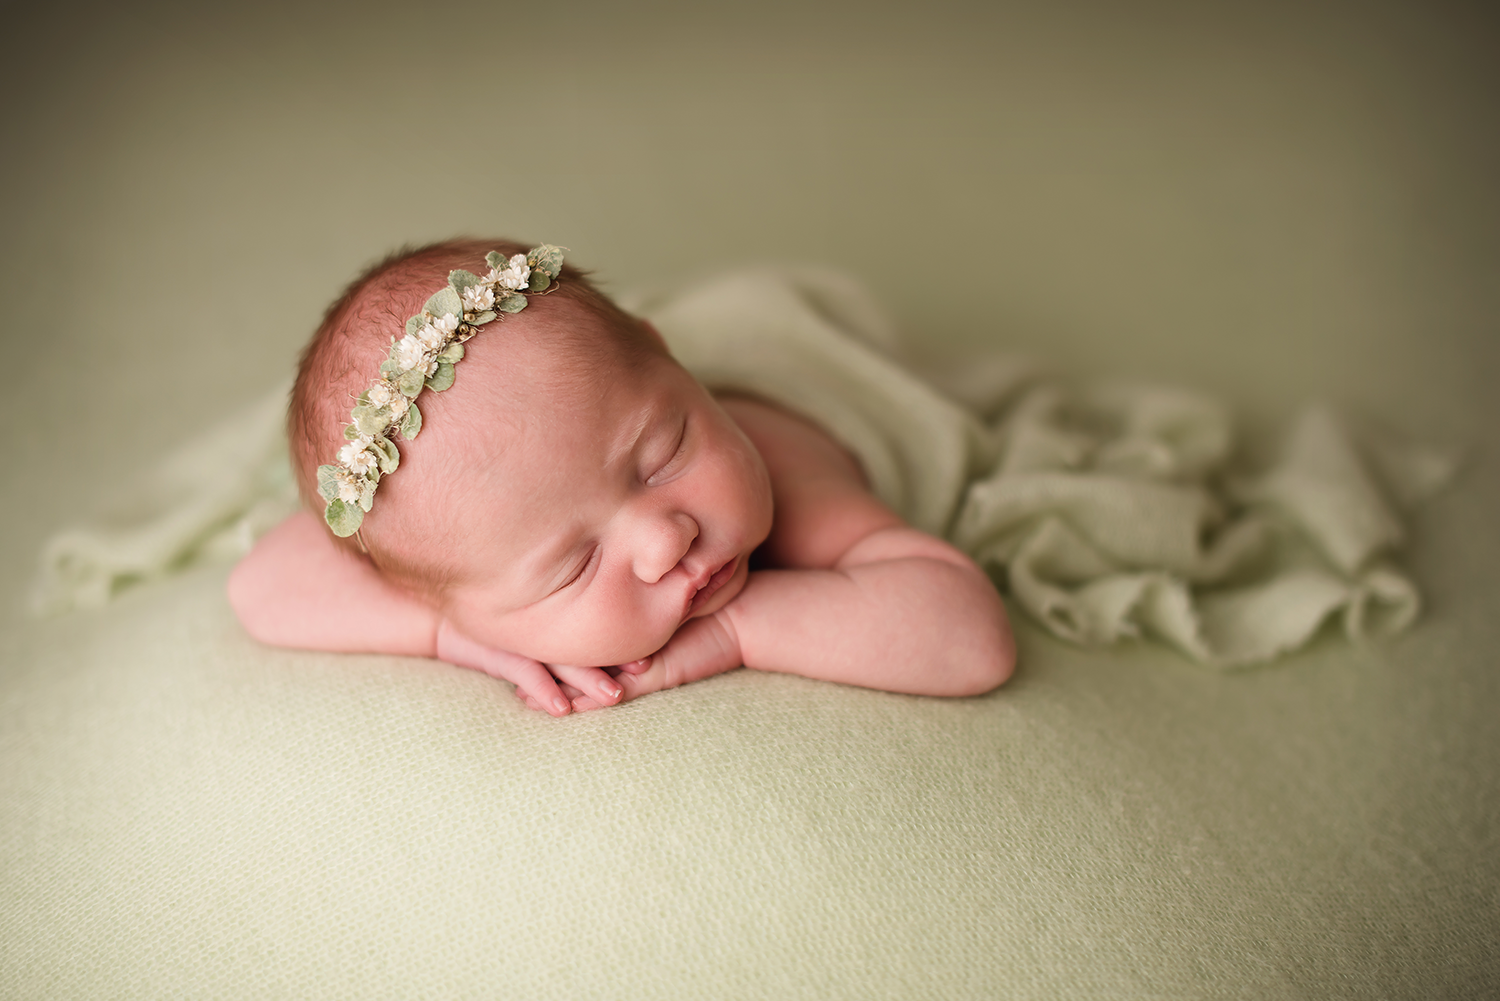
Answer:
[{"left": 506, "top": 617, "right": 682, "bottom": 671}]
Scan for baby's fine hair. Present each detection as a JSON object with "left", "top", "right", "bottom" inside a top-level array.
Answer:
[{"left": 288, "top": 237, "right": 647, "bottom": 520}]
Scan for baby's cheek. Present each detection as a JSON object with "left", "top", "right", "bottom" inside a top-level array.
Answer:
[
  {"left": 595, "top": 601, "right": 681, "bottom": 664},
  {"left": 511, "top": 601, "right": 674, "bottom": 667},
  {"left": 444, "top": 586, "right": 680, "bottom": 667}
]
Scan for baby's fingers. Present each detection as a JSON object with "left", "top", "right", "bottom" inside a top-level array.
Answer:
[
  {"left": 505, "top": 662, "right": 573, "bottom": 717},
  {"left": 609, "top": 614, "right": 745, "bottom": 702},
  {"left": 548, "top": 663, "right": 624, "bottom": 708},
  {"left": 614, "top": 665, "right": 667, "bottom": 701},
  {"left": 437, "top": 621, "right": 573, "bottom": 716},
  {"left": 516, "top": 679, "right": 607, "bottom": 713}
]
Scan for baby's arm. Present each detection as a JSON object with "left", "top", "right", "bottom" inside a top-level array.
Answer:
[
  {"left": 227, "top": 512, "right": 630, "bottom": 716},
  {"left": 228, "top": 511, "right": 439, "bottom": 656},
  {"left": 610, "top": 397, "right": 1014, "bottom": 704},
  {"left": 722, "top": 525, "right": 1012, "bottom": 694}
]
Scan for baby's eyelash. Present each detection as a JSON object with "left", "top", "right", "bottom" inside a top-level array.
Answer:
[
  {"left": 646, "top": 421, "right": 689, "bottom": 484},
  {"left": 559, "top": 546, "right": 597, "bottom": 591}
]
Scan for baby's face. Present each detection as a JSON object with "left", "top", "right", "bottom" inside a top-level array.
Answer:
[{"left": 415, "top": 327, "right": 773, "bottom": 667}]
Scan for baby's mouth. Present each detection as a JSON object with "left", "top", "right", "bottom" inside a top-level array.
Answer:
[{"left": 687, "top": 556, "right": 740, "bottom": 617}]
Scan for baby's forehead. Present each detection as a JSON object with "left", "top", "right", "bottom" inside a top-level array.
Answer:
[
  {"left": 463, "top": 303, "right": 649, "bottom": 412},
  {"left": 411, "top": 303, "right": 666, "bottom": 471}
]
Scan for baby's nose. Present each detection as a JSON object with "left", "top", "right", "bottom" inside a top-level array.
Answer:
[{"left": 632, "top": 511, "right": 699, "bottom": 584}]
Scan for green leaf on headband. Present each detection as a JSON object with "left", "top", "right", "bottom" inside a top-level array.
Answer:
[
  {"left": 401, "top": 401, "right": 422, "bottom": 439},
  {"left": 424, "top": 286, "right": 462, "bottom": 319},
  {"left": 343, "top": 424, "right": 359, "bottom": 440},
  {"left": 317, "top": 464, "right": 341, "bottom": 503},
  {"left": 438, "top": 341, "right": 465, "bottom": 364},
  {"left": 485, "top": 250, "right": 505, "bottom": 270},
  {"left": 426, "top": 361, "right": 455, "bottom": 392},
  {"left": 467, "top": 310, "right": 496, "bottom": 326},
  {"left": 326, "top": 499, "right": 362, "bottom": 536},
  {"left": 406, "top": 314, "right": 426, "bottom": 338},
  {"left": 398, "top": 367, "right": 425, "bottom": 398},
  {"left": 527, "top": 244, "right": 564, "bottom": 281},
  {"left": 353, "top": 404, "right": 390, "bottom": 437},
  {"left": 376, "top": 437, "right": 399, "bottom": 473},
  {"left": 498, "top": 293, "right": 527, "bottom": 313},
  {"left": 448, "top": 269, "right": 482, "bottom": 291},
  {"left": 380, "top": 357, "right": 399, "bottom": 379},
  {"left": 359, "top": 477, "right": 376, "bottom": 512}
]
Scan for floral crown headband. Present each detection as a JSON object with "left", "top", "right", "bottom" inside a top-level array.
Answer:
[{"left": 317, "top": 245, "right": 565, "bottom": 537}]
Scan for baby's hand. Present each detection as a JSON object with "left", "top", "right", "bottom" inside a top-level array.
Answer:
[
  {"left": 508, "top": 661, "right": 638, "bottom": 715},
  {"left": 435, "top": 620, "right": 626, "bottom": 717},
  {"left": 473, "top": 611, "right": 744, "bottom": 715},
  {"left": 553, "top": 611, "right": 744, "bottom": 712}
]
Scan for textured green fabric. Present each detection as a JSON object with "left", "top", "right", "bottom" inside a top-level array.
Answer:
[
  {"left": 3, "top": 2, "right": 1497, "bottom": 998},
  {"left": 5, "top": 547, "right": 1498, "bottom": 998}
]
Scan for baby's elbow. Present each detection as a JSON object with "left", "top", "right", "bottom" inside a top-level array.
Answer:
[
  {"left": 928, "top": 570, "right": 1016, "bottom": 695},
  {"left": 947, "top": 609, "right": 1016, "bottom": 697},
  {"left": 226, "top": 556, "right": 281, "bottom": 646},
  {"left": 900, "top": 560, "right": 1018, "bottom": 697}
]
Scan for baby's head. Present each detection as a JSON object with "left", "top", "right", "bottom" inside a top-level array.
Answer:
[{"left": 291, "top": 239, "right": 772, "bottom": 665}]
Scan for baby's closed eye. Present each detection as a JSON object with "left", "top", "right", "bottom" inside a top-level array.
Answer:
[
  {"left": 644, "top": 417, "right": 689, "bottom": 485},
  {"left": 555, "top": 545, "right": 599, "bottom": 594}
]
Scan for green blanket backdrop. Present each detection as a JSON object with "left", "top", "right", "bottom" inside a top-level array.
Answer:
[{"left": 3, "top": 1, "right": 1496, "bottom": 997}]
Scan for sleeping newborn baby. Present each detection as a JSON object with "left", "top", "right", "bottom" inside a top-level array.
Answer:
[{"left": 228, "top": 238, "right": 1015, "bottom": 715}]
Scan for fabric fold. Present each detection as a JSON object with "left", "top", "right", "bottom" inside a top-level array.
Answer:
[{"left": 29, "top": 383, "right": 299, "bottom": 615}]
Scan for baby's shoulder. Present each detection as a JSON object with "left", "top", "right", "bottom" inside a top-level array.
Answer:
[{"left": 715, "top": 393, "right": 900, "bottom": 569}]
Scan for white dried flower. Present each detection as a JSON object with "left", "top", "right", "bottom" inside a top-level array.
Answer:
[
  {"left": 339, "top": 439, "right": 379, "bottom": 476},
  {"left": 416, "top": 322, "right": 445, "bottom": 352},
  {"left": 462, "top": 284, "right": 495, "bottom": 311},
  {"left": 434, "top": 313, "right": 460, "bottom": 335},
  {"left": 387, "top": 392, "right": 409, "bottom": 416},
  {"left": 367, "top": 382, "right": 395, "bottom": 409},
  {"left": 395, "top": 334, "right": 427, "bottom": 372},
  {"left": 495, "top": 254, "right": 531, "bottom": 291},
  {"left": 334, "top": 468, "right": 363, "bottom": 503}
]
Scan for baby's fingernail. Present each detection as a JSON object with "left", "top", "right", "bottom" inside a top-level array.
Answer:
[
  {"left": 551, "top": 696, "right": 570, "bottom": 715},
  {"left": 602, "top": 681, "right": 623, "bottom": 701}
]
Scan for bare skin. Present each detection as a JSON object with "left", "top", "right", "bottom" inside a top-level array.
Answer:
[{"left": 229, "top": 326, "right": 1015, "bottom": 714}]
